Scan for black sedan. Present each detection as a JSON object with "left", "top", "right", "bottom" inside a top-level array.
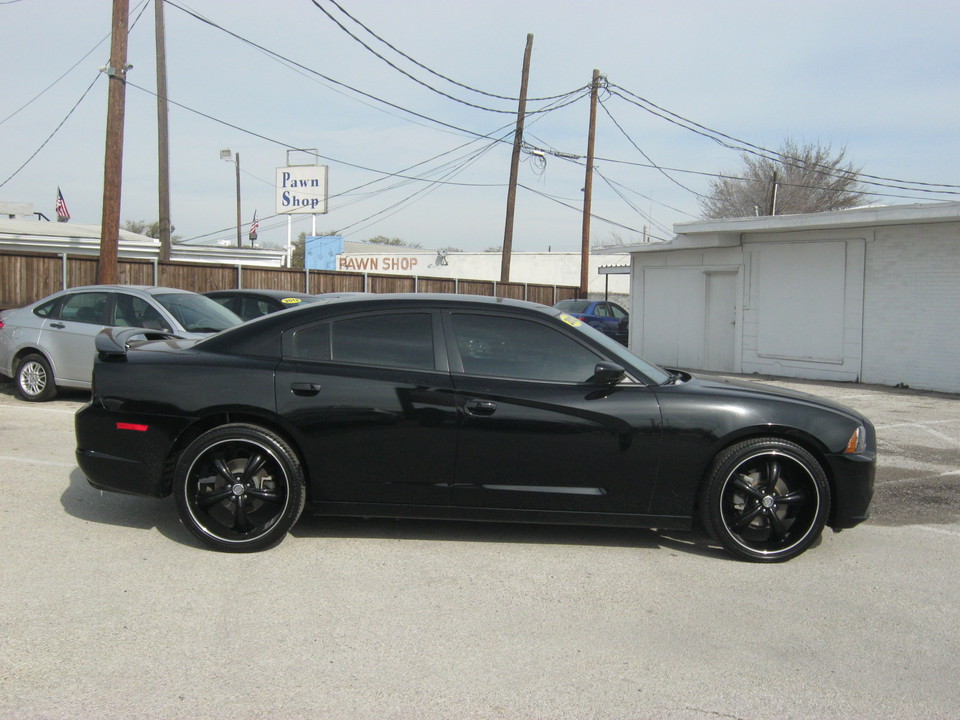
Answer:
[
  {"left": 75, "top": 294, "right": 875, "bottom": 562},
  {"left": 203, "top": 289, "right": 324, "bottom": 321}
]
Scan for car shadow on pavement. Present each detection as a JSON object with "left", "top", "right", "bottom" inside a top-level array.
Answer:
[
  {"left": 61, "top": 468, "right": 202, "bottom": 548},
  {"left": 62, "top": 469, "right": 728, "bottom": 558},
  {"left": 291, "top": 514, "right": 727, "bottom": 560}
]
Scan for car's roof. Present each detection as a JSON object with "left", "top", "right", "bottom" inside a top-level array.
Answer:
[
  {"left": 199, "top": 293, "right": 560, "bottom": 353},
  {"left": 204, "top": 289, "right": 320, "bottom": 300},
  {"left": 45, "top": 284, "right": 197, "bottom": 297}
]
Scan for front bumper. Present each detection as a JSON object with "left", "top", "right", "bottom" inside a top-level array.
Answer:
[{"left": 824, "top": 450, "right": 876, "bottom": 529}]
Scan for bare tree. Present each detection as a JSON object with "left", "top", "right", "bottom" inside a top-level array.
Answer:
[{"left": 699, "top": 139, "right": 869, "bottom": 219}]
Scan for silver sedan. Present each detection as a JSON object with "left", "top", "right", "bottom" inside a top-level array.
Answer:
[{"left": 0, "top": 285, "right": 241, "bottom": 401}]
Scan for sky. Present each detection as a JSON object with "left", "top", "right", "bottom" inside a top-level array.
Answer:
[{"left": 1, "top": 0, "right": 958, "bottom": 253}]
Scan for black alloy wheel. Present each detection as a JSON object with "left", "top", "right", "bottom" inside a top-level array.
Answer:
[
  {"left": 700, "top": 438, "right": 830, "bottom": 562},
  {"left": 15, "top": 353, "right": 57, "bottom": 402},
  {"left": 174, "top": 424, "right": 306, "bottom": 552}
]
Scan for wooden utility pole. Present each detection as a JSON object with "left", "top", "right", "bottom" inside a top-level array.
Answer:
[
  {"left": 97, "top": 0, "right": 130, "bottom": 284},
  {"left": 155, "top": 0, "right": 172, "bottom": 261},
  {"left": 234, "top": 152, "right": 242, "bottom": 248},
  {"left": 769, "top": 170, "right": 779, "bottom": 216},
  {"left": 579, "top": 69, "right": 600, "bottom": 298},
  {"left": 500, "top": 33, "right": 534, "bottom": 283}
]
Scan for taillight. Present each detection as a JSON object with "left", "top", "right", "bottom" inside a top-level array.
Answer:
[{"left": 116, "top": 423, "right": 149, "bottom": 432}]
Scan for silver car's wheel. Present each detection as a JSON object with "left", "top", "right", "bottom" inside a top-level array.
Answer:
[
  {"left": 173, "top": 424, "right": 306, "bottom": 552},
  {"left": 15, "top": 353, "right": 57, "bottom": 402},
  {"left": 700, "top": 438, "right": 830, "bottom": 562}
]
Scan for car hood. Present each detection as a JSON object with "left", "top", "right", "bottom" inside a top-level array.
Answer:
[{"left": 675, "top": 373, "right": 869, "bottom": 424}]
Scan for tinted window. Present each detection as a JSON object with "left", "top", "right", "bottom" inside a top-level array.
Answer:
[
  {"left": 60, "top": 292, "right": 109, "bottom": 324},
  {"left": 33, "top": 297, "right": 62, "bottom": 319},
  {"left": 451, "top": 313, "right": 601, "bottom": 383},
  {"left": 112, "top": 293, "right": 172, "bottom": 331},
  {"left": 239, "top": 297, "right": 274, "bottom": 320},
  {"left": 292, "top": 313, "right": 434, "bottom": 371}
]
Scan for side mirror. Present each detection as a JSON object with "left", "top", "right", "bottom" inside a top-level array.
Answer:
[{"left": 590, "top": 361, "right": 625, "bottom": 386}]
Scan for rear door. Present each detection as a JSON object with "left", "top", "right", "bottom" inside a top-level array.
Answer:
[
  {"left": 40, "top": 291, "right": 110, "bottom": 384},
  {"left": 444, "top": 310, "right": 662, "bottom": 514},
  {"left": 275, "top": 309, "right": 457, "bottom": 505}
]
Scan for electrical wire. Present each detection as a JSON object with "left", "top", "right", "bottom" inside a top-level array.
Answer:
[
  {"left": 518, "top": 183, "right": 669, "bottom": 241},
  {"left": 313, "top": 0, "right": 588, "bottom": 107},
  {"left": 0, "top": 74, "right": 101, "bottom": 189},
  {"left": 165, "top": 0, "right": 587, "bottom": 135},
  {"left": 609, "top": 84, "right": 960, "bottom": 195},
  {"left": 598, "top": 97, "right": 705, "bottom": 200}
]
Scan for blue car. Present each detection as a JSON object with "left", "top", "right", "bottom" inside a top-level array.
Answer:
[{"left": 553, "top": 299, "right": 629, "bottom": 345}]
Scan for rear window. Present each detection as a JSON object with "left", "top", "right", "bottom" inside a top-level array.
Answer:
[
  {"left": 555, "top": 300, "right": 592, "bottom": 313},
  {"left": 291, "top": 312, "right": 435, "bottom": 371}
]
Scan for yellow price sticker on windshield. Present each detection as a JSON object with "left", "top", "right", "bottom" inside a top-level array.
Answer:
[
  {"left": 281, "top": 298, "right": 303, "bottom": 304},
  {"left": 560, "top": 313, "right": 583, "bottom": 327}
]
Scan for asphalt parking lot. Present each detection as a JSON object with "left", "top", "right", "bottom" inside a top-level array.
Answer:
[{"left": 1, "top": 374, "right": 958, "bottom": 719}]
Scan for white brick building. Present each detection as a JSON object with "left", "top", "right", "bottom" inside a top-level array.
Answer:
[{"left": 602, "top": 202, "right": 960, "bottom": 394}]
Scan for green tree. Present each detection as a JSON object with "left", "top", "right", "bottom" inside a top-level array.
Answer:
[
  {"left": 122, "top": 219, "right": 181, "bottom": 243},
  {"left": 366, "top": 235, "right": 423, "bottom": 249},
  {"left": 699, "top": 139, "right": 868, "bottom": 219}
]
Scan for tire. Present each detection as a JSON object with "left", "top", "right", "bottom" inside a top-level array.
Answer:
[
  {"left": 15, "top": 353, "right": 57, "bottom": 402},
  {"left": 173, "top": 424, "right": 306, "bottom": 552},
  {"left": 699, "top": 438, "right": 830, "bottom": 562}
]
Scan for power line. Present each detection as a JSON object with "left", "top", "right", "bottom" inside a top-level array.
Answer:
[
  {"left": 518, "top": 183, "right": 669, "bottom": 241},
  {"left": 0, "top": 74, "right": 102, "bottom": 189},
  {"left": 609, "top": 84, "right": 960, "bottom": 194},
  {"left": 315, "top": 0, "right": 588, "bottom": 104},
  {"left": 598, "top": 97, "right": 705, "bottom": 200}
]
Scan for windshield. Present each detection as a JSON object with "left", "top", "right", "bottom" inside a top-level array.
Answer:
[
  {"left": 562, "top": 312, "right": 671, "bottom": 385},
  {"left": 155, "top": 293, "right": 242, "bottom": 333}
]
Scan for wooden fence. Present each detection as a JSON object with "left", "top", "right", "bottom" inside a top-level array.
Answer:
[{"left": 0, "top": 250, "right": 580, "bottom": 310}]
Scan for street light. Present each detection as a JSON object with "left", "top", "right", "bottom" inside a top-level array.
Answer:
[{"left": 220, "top": 148, "right": 241, "bottom": 248}]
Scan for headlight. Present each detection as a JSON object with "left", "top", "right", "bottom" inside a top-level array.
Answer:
[{"left": 844, "top": 425, "right": 866, "bottom": 454}]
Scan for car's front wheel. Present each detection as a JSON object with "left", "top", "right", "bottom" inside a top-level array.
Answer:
[
  {"left": 700, "top": 438, "right": 831, "bottom": 562},
  {"left": 15, "top": 353, "right": 57, "bottom": 402},
  {"left": 174, "top": 424, "right": 306, "bottom": 552}
]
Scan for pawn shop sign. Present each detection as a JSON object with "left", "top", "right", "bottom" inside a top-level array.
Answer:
[{"left": 276, "top": 166, "right": 329, "bottom": 214}]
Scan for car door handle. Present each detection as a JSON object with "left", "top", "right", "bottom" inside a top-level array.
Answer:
[
  {"left": 465, "top": 399, "right": 497, "bottom": 416},
  {"left": 50, "top": 322, "right": 65, "bottom": 329},
  {"left": 290, "top": 382, "right": 322, "bottom": 396}
]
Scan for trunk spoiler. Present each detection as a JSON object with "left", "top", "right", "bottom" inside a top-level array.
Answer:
[{"left": 95, "top": 327, "right": 183, "bottom": 361}]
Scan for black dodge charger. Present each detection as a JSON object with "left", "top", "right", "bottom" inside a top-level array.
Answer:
[{"left": 75, "top": 293, "right": 875, "bottom": 562}]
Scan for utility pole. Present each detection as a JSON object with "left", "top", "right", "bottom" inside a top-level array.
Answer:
[
  {"left": 234, "top": 152, "right": 242, "bottom": 248},
  {"left": 155, "top": 0, "right": 172, "bottom": 261},
  {"left": 97, "top": 0, "right": 130, "bottom": 285},
  {"left": 579, "top": 69, "right": 600, "bottom": 298},
  {"left": 500, "top": 33, "right": 533, "bottom": 283},
  {"left": 769, "top": 170, "right": 779, "bottom": 216}
]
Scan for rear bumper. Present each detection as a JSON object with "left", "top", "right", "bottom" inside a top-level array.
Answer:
[
  {"left": 75, "top": 400, "right": 187, "bottom": 498},
  {"left": 824, "top": 451, "right": 876, "bottom": 529}
]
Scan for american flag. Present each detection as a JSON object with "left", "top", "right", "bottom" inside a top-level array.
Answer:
[
  {"left": 249, "top": 210, "right": 259, "bottom": 242},
  {"left": 55, "top": 187, "right": 70, "bottom": 222}
]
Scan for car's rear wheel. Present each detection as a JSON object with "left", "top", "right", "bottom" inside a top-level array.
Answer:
[
  {"left": 15, "top": 353, "right": 57, "bottom": 402},
  {"left": 174, "top": 424, "right": 306, "bottom": 552},
  {"left": 700, "top": 438, "right": 830, "bottom": 562}
]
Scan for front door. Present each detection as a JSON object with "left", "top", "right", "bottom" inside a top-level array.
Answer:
[{"left": 445, "top": 311, "right": 662, "bottom": 513}]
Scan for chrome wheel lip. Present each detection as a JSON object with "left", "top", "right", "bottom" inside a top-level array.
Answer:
[
  {"left": 183, "top": 437, "right": 291, "bottom": 545},
  {"left": 718, "top": 449, "right": 821, "bottom": 557}
]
